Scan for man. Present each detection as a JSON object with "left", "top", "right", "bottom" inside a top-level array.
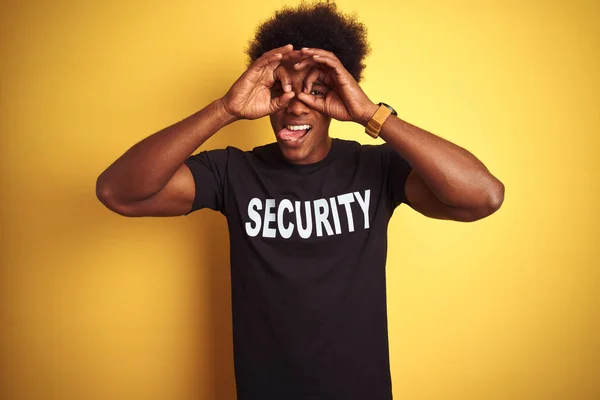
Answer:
[{"left": 96, "top": 2, "right": 504, "bottom": 399}]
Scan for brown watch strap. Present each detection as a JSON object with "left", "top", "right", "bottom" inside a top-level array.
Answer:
[{"left": 365, "top": 104, "right": 393, "bottom": 138}]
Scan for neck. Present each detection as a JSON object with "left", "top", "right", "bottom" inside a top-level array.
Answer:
[{"left": 282, "top": 136, "right": 333, "bottom": 165}]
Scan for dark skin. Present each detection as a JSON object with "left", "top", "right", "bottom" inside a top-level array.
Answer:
[
  {"left": 291, "top": 47, "right": 505, "bottom": 221},
  {"left": 96, "top": 44, "right": 504, "bottom": 221},
  {"left": 268, "top": 50, "right": 333, "bottom": 164}
]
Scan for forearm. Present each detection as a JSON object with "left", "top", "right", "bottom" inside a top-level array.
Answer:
[
  {"left": 367, "top": 107, "right": 503, "bottom": 209},
  {"left": 96, "top": 98, "right": 237, "bottom": 203}
]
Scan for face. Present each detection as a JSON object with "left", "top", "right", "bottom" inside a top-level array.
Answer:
[{"left": 269, "top": 51, "right": 332, "bottom": 165}]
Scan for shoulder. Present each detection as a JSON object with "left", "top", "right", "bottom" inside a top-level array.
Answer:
[
  {"left": 359, "top": 142, "right": 409, "bottom": 165},
  {"left": 326, "top": 139, "right": 402, "bottom": 172},
  {"left": 187, "top": 145, "right": 248, "bottom": 162},
  {"left": 334, "top": 140, "right": 399, "bottom": 164},
  {"left": 345, "top": 141, "right": 412, "bottom": 180},
  {"left": 184, "top": 146, "right": 248, "bottom": 177},
  {"left": 358, "top": 142, "right": 397, "bottom": 156},
  {"left": 250, "top": 142, "right": 279, "bottom": 158},
  {"left": 329, "top": 138, "right": 395, "bottom": 154},
  {"left": 186, "top": 143, "right": 281, "bottom": 169}
]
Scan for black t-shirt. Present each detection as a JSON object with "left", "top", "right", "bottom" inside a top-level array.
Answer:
[{"left": 184, "top": 138, "right": 412, "bottom": 400}]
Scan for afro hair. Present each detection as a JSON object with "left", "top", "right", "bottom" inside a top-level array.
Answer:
[{"left": 246, "top": 0, "right": 371, "bottom": 82}]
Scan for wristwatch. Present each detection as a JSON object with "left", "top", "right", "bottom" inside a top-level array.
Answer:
[{"left": 365, "top": 102, "right": 397, "bottom": 139}]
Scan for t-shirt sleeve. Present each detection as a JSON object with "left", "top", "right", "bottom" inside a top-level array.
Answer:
[
  {"left": 383, "top": 144, "right": 413, "bottom": 209},
  {"left": 183, "top": 148, "right": 229, "bottom": 215}
]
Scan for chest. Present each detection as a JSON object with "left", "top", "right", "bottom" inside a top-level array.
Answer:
[{"left": 223, "top": 156, "right": 391, "bottom": 242}]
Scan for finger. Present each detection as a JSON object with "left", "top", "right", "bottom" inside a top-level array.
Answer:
[
  {"left": 303, "top": 68, "right": 327, "bottom": 94},
  {"left": 281, "top": 50, "right": 303, "bottom": 62},
  {"left": 261, "top": 56, "right": 292, "bottom": 85},
  {"left": 252, "top": 52, "right": 283, "bottom": 70},
  {"left": 306, "top": 56, "right": 348, "bottom": 86},
  {"left": 301, "top": 47, "right": 339, "bottom": 61},
  {"left": 295, "top": 54, "right": 344, "bottom": 81},
  {"left": 273, "top": 65, "right": 292, "bottom": 92},
  {"left": 270, "top": 91, "right": 296, "bottom": 112},
  {"left": 307, "top": 55, "right": 341, "bottom": 72},
  {"left": 293, "top": 56, "right": 321, "bottom": 71},
  {"left": 266, "top": 43, "right": 294, "bottom": 57},
  {"left": 252, "top": 44, "right": 294, "bottom": 69},
  {"left": 297, "top": 92, "right": 325, "bottom": 113},
  {"left": 254, "top": 57, "right": 285, "bottom": 88}
]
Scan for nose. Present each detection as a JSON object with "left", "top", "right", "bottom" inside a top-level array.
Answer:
[{"left": 285, "top": 90, "right": 310, "bottom": 116}]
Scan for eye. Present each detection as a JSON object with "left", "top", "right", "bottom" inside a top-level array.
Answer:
[
  {"left": 270, "top": 86, "right": 284, "bottom": 96},
  {"left": 310, "top": 89, "right": 324, "bottom": 96}
]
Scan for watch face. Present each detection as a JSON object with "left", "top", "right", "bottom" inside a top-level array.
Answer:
[{"left": 379, "top": 102, "right": 398, "bottom": 116}]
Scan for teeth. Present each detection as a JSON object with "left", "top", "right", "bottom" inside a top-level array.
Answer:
[{"left": 286, "top": 124, "right": 311, "bottom": 131}]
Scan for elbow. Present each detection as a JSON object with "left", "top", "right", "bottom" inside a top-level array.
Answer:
[
  {"left": 96, "top": 178, "right": 136, "bottom": 217},
  {"left": 96, "top": 175, "right": 113, "bottom": 207},
  {"left": 488, "top": 180, "right": 505, "bottom": 211},
  {"left": 96, "top": 174, "right": 119, "bottom": 209},
  {"left": 96, "top": 177, "right": 111, "bottom": 205},
  {"left": 469, "top": 180, "right": 505, "bottom": 221},
  {"left": 96, "top": 178, "right": 120, "bottom": 213}
]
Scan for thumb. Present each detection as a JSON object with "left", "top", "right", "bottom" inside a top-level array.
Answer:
[
  {"left": 270, "top": 91, "right": 295, "bottom": 112},
  {"left": 297, "top": 92, "right": 325, "bottom": 113}
]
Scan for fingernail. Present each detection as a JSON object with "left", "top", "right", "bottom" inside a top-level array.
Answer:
[
  {"left": 313, "top": 55, "right": 320, "bottom": 58},
  {"left": 302, "top": 47, "right": 309, "bottom": 51},
  {"left": 284, "top": 85, "right": 291, "bottom": 92}
]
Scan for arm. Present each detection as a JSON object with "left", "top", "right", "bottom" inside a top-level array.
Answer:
[
  {"left": 96, "top": 44, "right": 296, "bottom": 217},
  {"left": 371, "top": 110, "right": 505, "bottom": 222},
  {"left": 96, "top": 99, "right": 237, "bottom": 217},
  {"left": 294, "top": 48, "right": 504, "bottom": 222}
]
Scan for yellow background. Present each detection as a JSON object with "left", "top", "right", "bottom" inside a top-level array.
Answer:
[{"left": 1, "top": 0, "right": 598, "bottom": 398}]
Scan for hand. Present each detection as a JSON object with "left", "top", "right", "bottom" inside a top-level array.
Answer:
[
  {"left": 221, "top": 44, "right": 296, "bottom": 120},
  {"left": 293, "top": 48, "right": 378, "bottom": 125}
]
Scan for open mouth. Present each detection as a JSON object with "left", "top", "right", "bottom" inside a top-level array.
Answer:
[{"left": 277, "top": 124, "right": 312, "bottom": 144}]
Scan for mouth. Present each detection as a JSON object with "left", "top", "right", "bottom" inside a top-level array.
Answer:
[{"left": 277, "top": 124, "right": 312, "bottom": 145}]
